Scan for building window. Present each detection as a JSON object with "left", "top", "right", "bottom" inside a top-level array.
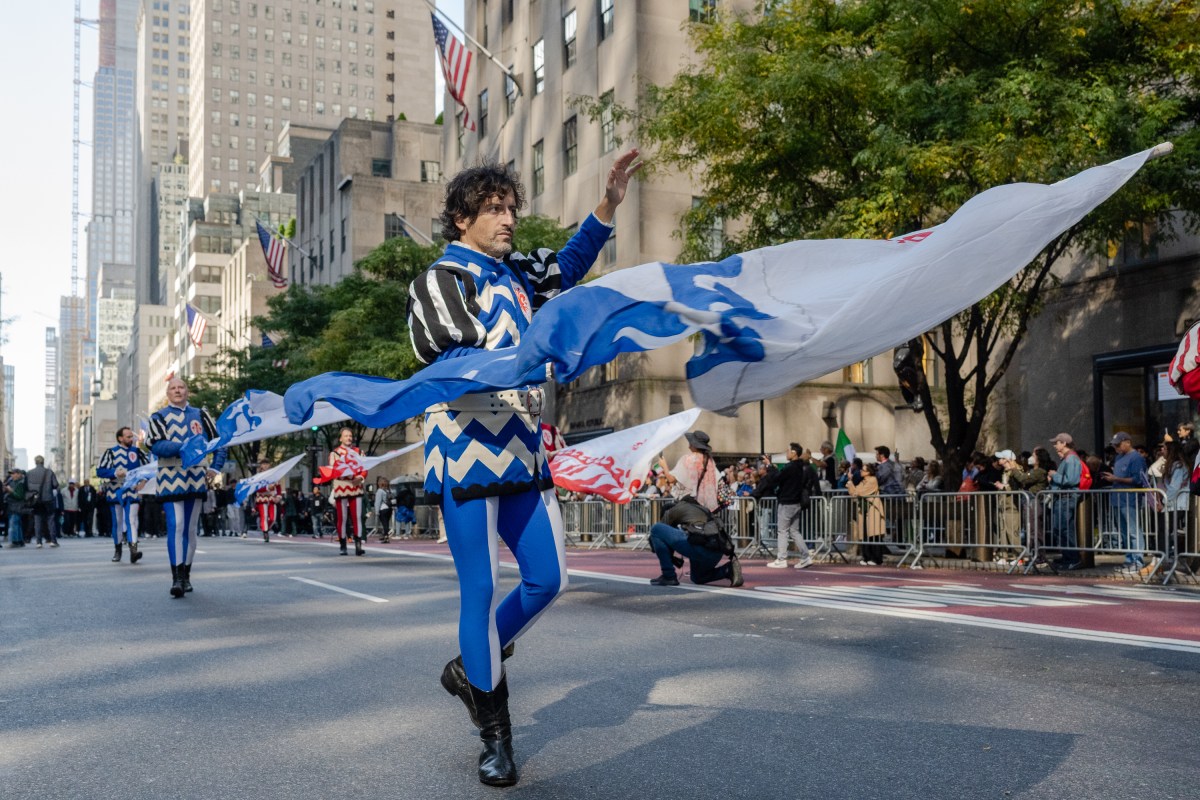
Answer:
[
  {"left": 599, "top": 0, "right": 615, "bottom": 40},
  {"left": 689, "top": 0, "right": 717, "bottom": 23},
  {"left": 600, "top": 90, "right": 616, "bottom": 153},
  {"left": 384, "top": 213, "right": 405, "bottom": 240},
  {"left": 421, "top": 160, "right": 441, "bottom": 182},
  {"left": 505, "top": 69, "right": 517, "bottom": 117},
  {"left": 691, "top": 196, "right": 725, "bottom": 258},
  {"left": 562, "top": 10, "right": 577, "bottom": 68},
  {"left": 563, "top": 116, "right": 578, "bottom": 176},
  {"left": 478, "top": 88, "right": 489, "bottom": 137},
  {"left": 843, "top": 359, "right": 873, "bottom": 385},
  {"left": 341, "top": 217, "right": 347, "bottom": 252},
  {"left": 532, "top": 39, "right": 545, "bottom": 95},
  {"left": 532, "top": 140, "right": 544, "bottom": 196},
  {"left": 602, "top": 231, "right": 616, "bottom": 265},
  {"left": 371, "top": 158, "right": 391, "bottom": 177}
]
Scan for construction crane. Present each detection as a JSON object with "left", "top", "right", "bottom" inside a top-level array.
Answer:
[{"left": 73, "top": 0, "right": 98, "bottom": 299}]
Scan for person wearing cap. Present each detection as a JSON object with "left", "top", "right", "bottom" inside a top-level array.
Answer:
[
  {"left": 1047, "top": 433, "right": 1085, "bottom": 569},
  {"left": 61, "top": 479, "right": 82, "bottom": 538},
  {"left": 656, "top": 430, "right": 720, "bottom": 512},
  {"left": 993, "top": 450, "right": 1022, "bottom": 565},
  {"left": 1101, "top": 432, "right": 1149, "bottom": 570}
]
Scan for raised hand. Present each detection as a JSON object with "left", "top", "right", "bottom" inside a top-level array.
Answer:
[{"left": 595, "top": 147, "right": 644, "bottom": 222}]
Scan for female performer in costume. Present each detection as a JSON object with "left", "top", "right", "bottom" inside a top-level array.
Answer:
[{"left": 329, "top": 427, "right": 367, "bottom": 555}]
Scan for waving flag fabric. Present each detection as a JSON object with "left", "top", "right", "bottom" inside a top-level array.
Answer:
[
  {"left": 834, "top": 429, "right": 856, "bottom": 464},
  {"left": 185, "top": 304, "right": 207, "bottom": 351},
  {"left": 235, "top": 454, "right": 305, "bottom": 506},
  {"left": 120, "top": 460, "right": 158, "bottom": 496},
  {"left": 283, "top": 148, "right": 1159, "bottom": 430},
  {"left": 256, "top": 221, "right": 288, "bottom": 288},
  {"left": 551, "top": 409, "right": 701, "bottom": 503},
  {"left": 314, "top": 441, "right": 423, "bottom": 484},
  {"left": 432, "top": 13, "right": 474, "bottom": 132},
  {"left": 181, "top": 389, "right": 351, "bottom": 467}
]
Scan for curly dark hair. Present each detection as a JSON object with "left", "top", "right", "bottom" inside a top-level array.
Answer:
[{"left": 439, "top": 161, "right": 526, "bottom": 242}]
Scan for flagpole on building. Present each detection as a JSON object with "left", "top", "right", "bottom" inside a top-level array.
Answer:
[
  {"left": 392, "top": 212, "right": 438, "bottom": 246},
  {"left": 423, "top": 0, "right": 522, "bottom": 96}
]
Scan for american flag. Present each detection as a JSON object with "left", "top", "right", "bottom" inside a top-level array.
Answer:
[
  {"left": 256, "top": 221, "right": 288, "bottom": 288},
  {"left": 185, "top": 304, "right": 207, "bottom": 351},
  {"left": 431, "top": 13, "right": 475, "bottom": 132}
]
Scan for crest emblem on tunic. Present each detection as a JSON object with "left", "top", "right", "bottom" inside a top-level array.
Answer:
[
  {"left": 514, "top": 286, "right": 532, "bottom": 319},
  {"left": 190, "top": 420, "right": 203, "bottom": 435}
]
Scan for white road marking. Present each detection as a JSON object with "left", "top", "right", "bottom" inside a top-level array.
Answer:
[
  {"left": 331, "top": 547, "right": 1200, "bottom": 655},
  {"left": 288, "top": 576, "right": 388, "bottom": 603}
]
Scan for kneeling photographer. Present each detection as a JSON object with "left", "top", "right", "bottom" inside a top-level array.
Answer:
[{"left": 648, "top": 494, "right": 743, "bottom": 588}]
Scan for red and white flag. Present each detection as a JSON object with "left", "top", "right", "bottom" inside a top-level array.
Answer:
[
  {"left": 551, "top": 409, "right": 701, "bottom": 503},
  {"left": 432, "top": 13, "right": 475, "bottom": 131}
]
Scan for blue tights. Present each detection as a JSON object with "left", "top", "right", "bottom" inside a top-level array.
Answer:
[{"left": 441, "top": 488, "right": 567, "bottom": 691}]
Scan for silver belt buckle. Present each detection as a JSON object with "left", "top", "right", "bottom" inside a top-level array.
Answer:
[{"left": 524, "top": 388, "right": 543, "bottom": 416}]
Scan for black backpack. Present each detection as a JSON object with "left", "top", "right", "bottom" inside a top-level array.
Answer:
[{"left": 683, "top": 503, "right": 736, "bottom": 556}]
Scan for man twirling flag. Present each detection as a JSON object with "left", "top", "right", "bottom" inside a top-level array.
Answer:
[
  {"left": 284, "top": 146, "right": 1167, "bottom": 430},
  {"left": 256, "top": 221, "right": 288, "bottom": 289},
  {"left": 432, "top": 13, "right": 474, "bottom": 131}
]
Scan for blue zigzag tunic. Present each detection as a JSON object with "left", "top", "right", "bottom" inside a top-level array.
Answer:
[
  {"left": 148, "top": 404, "right": 227, "bottom": 499},
  {"left": 407, "top": 213, "right": 613, "bottom": 501},
  {"left": 96, "top": 445, "right": 148, "bottom": 504}
]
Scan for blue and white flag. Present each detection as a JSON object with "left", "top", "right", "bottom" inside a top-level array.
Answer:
[
  {"left": 234, "top": 453, "right": 305, "bottom": 506},
  {"left": 121, "top": 460, "right": 158, "bottom": 496},
  {"left": 282, "top": 147, "right": 1160, "bottom": 426},
  {"left": 182, "top": 389, "right": 351, "bottom": 467}
]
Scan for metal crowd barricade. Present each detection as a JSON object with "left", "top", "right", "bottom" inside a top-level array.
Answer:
[
  {"left": 747, "top": 495, "right": 834, "bottom": 561},
  {"left": 912, "top": 491, "right": 1030, "bottom": 571},
  {"left": 621, "top": 497, "right": 661, "bottom": 551},
  {"left": 826, "top": 491, "right": 919, "bottom": 566},
  {"left": 1162, "top": 502, "right": 1198, "bottom": 584},
  {"left": 1025, "top": 488, "right": 1169, "bottom": 582}
]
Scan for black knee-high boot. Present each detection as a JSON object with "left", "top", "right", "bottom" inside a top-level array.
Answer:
[
  {"left": 180, "top": 563, "right": 193, "bottom": 592},
  {"left": 112, "top": 543, "right": 123, "bottom": 562},
  {"left": 441, "top": 643, "right": 517, "bottom": 730},
  {"left": 468, "top": 674, "right": 517, "bottom": 787},
  {"left": 354, "top": 537, "right": 365, "bottom": 556},
  {"left": 339, "top": 538, "right": 348, "bottom": 555},
  {"left": 170, "top": 565, "right": 185, "bottom": 598},
  {"left": 129, "top": 542, "right": 143, "bottom": 564}
]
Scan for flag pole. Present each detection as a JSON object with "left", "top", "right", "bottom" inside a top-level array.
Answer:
[
  {"left": 251, "top": 213, "right": 314, "bottom": 260},
  {"left": 392, "top": 212, "right": 438, "bottom": 246},
  {"left": 423, "top": 0, "right": 522, "bottom": 96}
]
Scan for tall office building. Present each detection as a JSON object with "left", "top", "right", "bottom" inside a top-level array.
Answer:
[
  {"left": 187, "top": 0, "right": 435, "bottom": 199},
  {"left": 0, "top": 359, "right": 9, "bottom": 474},
  {"left": 44, "top": 328, "right": 60, "bottom": 469},
  {"left": 134, "top": 0, "right": 193, "bottom": 306},
  {"left": 87, "top": 0, "right": 140, "bottom": 398},
  {"left": 2, "top": 364, "right": 13, "bottom": 458},
  {"left": 58, "top": 295, "right": 87, "bottom": 476}
]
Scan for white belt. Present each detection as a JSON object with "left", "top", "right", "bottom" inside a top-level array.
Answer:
[{"left": 428, "top": 388, "right": 544, "bottom": 416}]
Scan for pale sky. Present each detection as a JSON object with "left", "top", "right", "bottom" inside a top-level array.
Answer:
[{"left": 0, "top": 1, "right": 461, "bottom": 463}]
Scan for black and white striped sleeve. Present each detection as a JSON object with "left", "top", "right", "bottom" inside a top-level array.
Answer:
[{"left": 407, "top": 266, "right": 487, "bottom": 364}]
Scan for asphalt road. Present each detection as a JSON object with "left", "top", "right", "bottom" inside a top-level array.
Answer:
[{"left": 2, "top": 536, "right": 1197, "bottom": 800}]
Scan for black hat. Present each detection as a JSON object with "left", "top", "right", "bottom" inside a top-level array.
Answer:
[{"left": 684, "top": 430, "right": 712, "bottom": 452}]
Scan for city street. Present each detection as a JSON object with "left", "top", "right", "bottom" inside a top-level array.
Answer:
[{"left": 2, "top": 535, "right": 1198, "bottom": 800}]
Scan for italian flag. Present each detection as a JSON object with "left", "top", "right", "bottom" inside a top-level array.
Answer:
[{"left": 835, "top": 429, "right": 856, "bottom": 463}]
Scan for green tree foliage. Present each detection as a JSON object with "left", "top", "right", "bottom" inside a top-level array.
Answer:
[{"left": 620, "top": 0, "right": 1200, "bottom": 480}]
